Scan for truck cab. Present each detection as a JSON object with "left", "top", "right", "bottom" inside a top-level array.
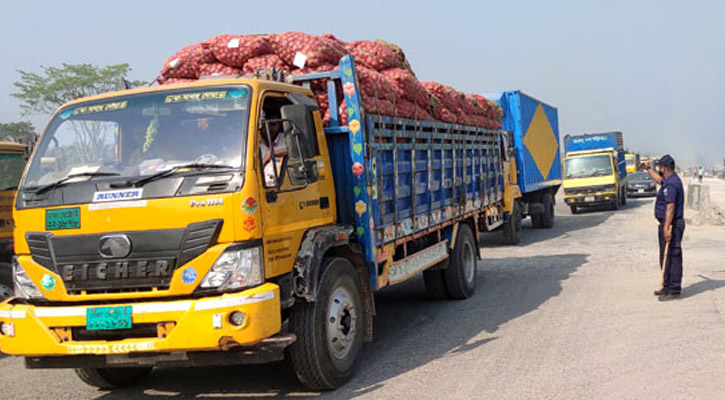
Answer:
[
  {"left": 0, "top": 141, "right": 27, "bottom": 299},
  {"left": 625, "top": 153, "right": 638, "bottom": 173},
  {"left": 562, "top": 132, "right": 627, "bottom": 213}
]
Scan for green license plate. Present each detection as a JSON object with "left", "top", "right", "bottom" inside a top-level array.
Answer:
[
  {"left": 46, "top": 207, "right": 80, "bottom": 230},
  {"left": 86, "top": 306, "right": 132, "bottom": 331}
]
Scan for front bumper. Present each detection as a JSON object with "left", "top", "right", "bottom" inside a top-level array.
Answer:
[
  {"left": 627, "top": 187, "right": 656, "bottom": 197},
  {"left": 564, "top": 192, "right": 616, "bottom": 207},
  {"left": 0, "top": 283, "right": 282, "bottom": 358}
]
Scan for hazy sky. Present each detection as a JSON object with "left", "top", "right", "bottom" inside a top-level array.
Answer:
[{"left": 1, "top": 0, "right": 723, "bottom": 167}]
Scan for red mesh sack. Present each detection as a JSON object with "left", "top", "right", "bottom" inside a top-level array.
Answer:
[
  {"left": 161, "top": 42, "right": 216, "bottom": 79},
  {"left": 356, "top": 66, "right": 402, "bottom": 101},
  {"left": 396, "top": 99, "right": 433, "bottom": 121},
  {"left": 242, "top": 54, "right": 288, "bottom": 73},
  {"left": 381, "top": 68, "right": 430, "bottom": 109},
  {"left": 270, "top": 32, "right": 348, "bottom": 68},
  {"left": 198, "top": 63, "right": 241, "bottom": 78},
  {"left": 321, "top": 33, "right": 347, "bottom": 49},
  {"left": 346, "top": 40, "right": 405, "bottom": 71},
  {"left": 157, "top": 77, "right": 196, "bottom": 85},
  {"left": 422, "top": 82, "right": 460, "bottom": 112},
  {"left": 209, "top": 34, "right": 272, "bottom": 67}
]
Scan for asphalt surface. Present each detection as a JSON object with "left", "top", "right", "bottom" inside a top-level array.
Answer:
[{"left": 2, "top": 180, "right": 725, "bottom": 399}]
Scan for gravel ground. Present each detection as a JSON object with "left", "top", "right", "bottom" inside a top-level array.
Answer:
[{"left": 2, "top": 180, "right": 725, "bottom": 399}]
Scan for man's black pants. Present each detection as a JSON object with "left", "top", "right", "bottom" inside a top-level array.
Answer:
[{"left": 659, "top": 218, "right": 685, "bottom": 293}]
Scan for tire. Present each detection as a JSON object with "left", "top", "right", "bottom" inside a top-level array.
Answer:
[
  {"left": 423, "top": 269, "right": 448, "bottom": 299},
  {"left": 570, "top": 205, "right": 578, "bottom": 214},
  {"left": 290, "top": 257, "right": 364, "bottom": 390},
  {"left": 621, "top": 189, "right": 627, "bottom": 206},
  {"left": 0, "top": 282, "right": 12, "bottom": 302},
  {"left": 74, "top": 367, "right": 152, "bottom": 389},
  {"left": 502, "top": 201, "right": 522, "bottom": 245},
  {"left": 611, "top": 195, "right": 620, "bottom": 210},
  {"left": 540, "top": 194, "right": 555, "bottom": 229},
  {"left": 444, "top": 224, "right": 477, "bottom": 299},
  {"left": 531, "top": 212, "right": 543, "bottom": 229}
]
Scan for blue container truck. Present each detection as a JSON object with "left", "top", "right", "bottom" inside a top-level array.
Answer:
[
  {"left": 562, "top": 132, "right": 628, "bottom": 212},
  {"left": 485, "top": 91, "right": 562, "bottom": 244}
]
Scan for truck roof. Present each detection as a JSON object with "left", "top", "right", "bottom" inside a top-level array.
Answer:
[
  {"left": 55, "top": 77, "right": 314, "bottom": 112},
  {"left": 0, "top": 141, "right": 27, "bottom": 153}
]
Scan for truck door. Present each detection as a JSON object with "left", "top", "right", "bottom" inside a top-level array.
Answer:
[{"left": 256, "top": 92, "right": 335, "bottom": 278}]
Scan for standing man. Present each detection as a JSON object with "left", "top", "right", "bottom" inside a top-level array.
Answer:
[{"left": 640, "top": 155, "right": 685, "bottom": 301}]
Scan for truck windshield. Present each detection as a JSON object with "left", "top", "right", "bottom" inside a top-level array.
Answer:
[
  {"left": 0, "top": 153, "right": 25, "bottom": 191},
  {"left": 565, "top": 155, "right": 613, "bottom": 179},
  {"left": 22, "top": 86, "right": 251, "bottom": 189},
  {"left": 626, "top": 157, "right": 634, "bottom": 167}
]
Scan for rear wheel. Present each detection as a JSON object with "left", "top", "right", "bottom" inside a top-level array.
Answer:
[
  {"left": 444, "top": 224, "right": 477, "bottom": 299},
  {"left": 503, "top": 201, "right": 522, "bottom": 245},
  {"left": 540, "top": 194, "right": 555, "bottom": 229},
  {"left": 290, "top": 257, "right": 364, "bottom": 390},
  {"left": 74, "top": 367, "right": 152, "bottom": 389}
]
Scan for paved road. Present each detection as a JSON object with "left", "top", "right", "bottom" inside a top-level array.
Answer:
[{"left": 2, "top": 181, "right": 725, "bottom": 399}]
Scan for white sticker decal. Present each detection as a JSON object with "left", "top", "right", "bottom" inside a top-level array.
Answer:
[
  {"left": 67, "top": 341, "right": 155, "bottom": 355},
  {"left": 92, "top": 188, "right": 143, "bottom": 203},
  {"left": 293, "top": 52, "right": 308, "bottom": 69}
]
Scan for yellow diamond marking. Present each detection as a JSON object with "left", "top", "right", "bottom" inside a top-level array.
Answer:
[{"left": 523, "top": 104, "right": 558, "bottom": 180}]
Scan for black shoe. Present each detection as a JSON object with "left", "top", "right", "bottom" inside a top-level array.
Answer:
[
  {"left": 658, "top": 292, "right": 681, "bottom": 301},
  {"left": 654, "top": 289, "right": 666, "bottom": 296}
]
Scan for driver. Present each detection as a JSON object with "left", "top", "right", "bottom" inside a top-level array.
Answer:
[{"left": 260, "top": 111, "right": 287, "bottom": 187}]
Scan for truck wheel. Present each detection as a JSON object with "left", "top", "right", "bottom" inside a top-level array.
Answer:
[
  {"left": 290, "top": 257, "right": 364, "bottom": 390},
  {"left": 570, "top": 205, "right": 579, "bottom": 214},
  {"left": 444, "top": 224, "right": 477, "bottom": 299},
  {"left": 531, "top": 212, "right": 543, "bottom": 228},
  {"left": 423, "top": 269, "right": 448, "bottom": 299},
  {"left": 502, "top": 201, "right": 522, "bottom": 245},
  {"left": 540, "top": 194, "right": 555, "bottom": 229},
  {"left": 612, "top": 195, "right": 620, "bottom": 210},
  {"left": 74, "top": 367, "right": 152, "bottom": 389}
]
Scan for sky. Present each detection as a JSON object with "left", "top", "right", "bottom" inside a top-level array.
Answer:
[{"left": 0, "top": 0, "right": 723, "bottom": 168}]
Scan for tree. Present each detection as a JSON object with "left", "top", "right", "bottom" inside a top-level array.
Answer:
[
  {"left": 12, "top": 63, "right": 145, "bottom": 116},
  {"left": 0, "top": 121, "right": 35, "bottom": 143}
]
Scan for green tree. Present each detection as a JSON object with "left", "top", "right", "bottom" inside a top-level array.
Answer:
[
  {"left": 12, "top": 63, "right": 145, "bottom": 116},
  {"left": 0, "top": 121, "right": 35, "bottom": 142}
]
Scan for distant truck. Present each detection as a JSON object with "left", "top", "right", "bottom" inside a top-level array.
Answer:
[
  {"left": 625, "top": 153, "right": 639, "bottom": 173},
  {"left": 486, "top": 91, "right": 562, "bottom": 244},
  {"left": 0, "top": 141, "right": 27, "bottom": 300},
  {"left": 563, "top": 132, "right": 628, "bottom": 213}
]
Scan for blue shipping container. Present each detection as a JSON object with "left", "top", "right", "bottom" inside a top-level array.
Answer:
[
  {"left": 563, "top": 132, "right": 627, "bottom": 179},
  {"left": 485, "top": 91, "right": 562, "bottom": 194}
]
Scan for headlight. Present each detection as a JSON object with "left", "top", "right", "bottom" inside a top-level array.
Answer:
[
  {"left": 199, "top": 245, "right": 263, "bottom": 291},
  {"left": 13, "top": 258, "right": 43, "bottom": 299}
]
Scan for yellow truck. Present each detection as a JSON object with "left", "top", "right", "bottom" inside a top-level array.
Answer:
[
  {"left": 0, "top": 56, "right": 511, "bottom": 389},
  {"left": 625, "top": 153, "right": 639, "bottom": 173},
  {"left": 0, "top": 141, "right": 27, "bottom": 300},
  {"left": 562, "top": 132, "right": 628, "bottom": 213}
]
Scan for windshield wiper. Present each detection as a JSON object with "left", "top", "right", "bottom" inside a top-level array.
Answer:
[
  {"left": 30, "top": 172, "right": 120, "bottom": 195},
  {"left": 1, "top": 186, "right": 18, "bottom": 191},
  {"left": 130, "top": 163, "right": 236, "bottom": 187}
]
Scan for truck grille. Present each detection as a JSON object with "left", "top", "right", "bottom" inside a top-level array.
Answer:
[
  {"left": 27, "top": 219, "right": 222, "bottom": 294},
  {"left": 565, "top": 185, "right": 615, "bottom": 196}
]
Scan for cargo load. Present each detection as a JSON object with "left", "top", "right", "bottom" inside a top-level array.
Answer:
[{"left": 156, "top": 32, "right": 502, "bottom": 129}]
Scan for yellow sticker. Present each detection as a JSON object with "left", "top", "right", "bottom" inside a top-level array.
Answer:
[
  {"left": 165, "top": 91, "right": 227, "bottom": 104},
  {"left": 73, "top": 101, "right": 128, "bottom": 115}
]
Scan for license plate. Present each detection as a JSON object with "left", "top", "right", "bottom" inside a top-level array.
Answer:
[
  {"left": 585, "top": 196, "right": 595, "bottom": 202},
  {"left": 46, "top": 207, "right": 80, "bottom": 230},
  {"left": 638, "top": 189, "right": 644, "bottom": 193},
  {"left": 86, "top": 306, "right": 132, "bottom": 331}
]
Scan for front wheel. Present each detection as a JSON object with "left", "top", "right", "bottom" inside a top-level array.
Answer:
[
  {"left": 290, "top": 257, "right": 364, "bottom": 390},
  {"left": 74, "top": 367, "right": 152, "bottom": 389},
  {"left": 570, "top": 205, "right": 579, "bottom": 214},
  {"left": 444, "top": 223, "right": 477, "bottom": 299}
]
